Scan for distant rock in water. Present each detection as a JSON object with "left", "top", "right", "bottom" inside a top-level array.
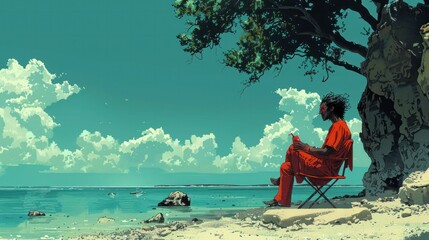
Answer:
[
  {"left": 28, "top": 210, "right": 45, "bottom": 217},
  {"left": 143, "top": 212, "right": 164, "bottom": 223},
  {"left": 98, "top": 216, "right": 115, "bottom": 223},
  {"left": 158, "top": 191, "right": 191, "bottom": 206}
]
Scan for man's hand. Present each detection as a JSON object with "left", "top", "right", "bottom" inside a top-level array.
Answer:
[
  {"left": 293, "top": 141, "right": 310, "bottom": 151},
  {"left": 293, "top": 139, "right": 336, "bottom": 156}
]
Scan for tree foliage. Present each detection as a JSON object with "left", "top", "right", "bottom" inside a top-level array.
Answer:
[{"left": 173, "top": 0, "right": 389, "bottom": 84}]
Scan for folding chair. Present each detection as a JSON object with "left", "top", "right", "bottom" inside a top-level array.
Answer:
[{"left": 296, "top": 139, "right": 353, "bottom": 209}]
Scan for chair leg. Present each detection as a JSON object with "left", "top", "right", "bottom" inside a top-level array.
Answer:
[
  {"left": 307, "top": 185, "right": 333, "bottom": 208},
  {"left": 309, "top": 193, "right": 336, "bottom": 208},
  {"left": 298, "top": 178, "right": 322, "bottom": 208},
  {"left": 298, "top": 184, "right": 319, "bottom": 209},
  {"left": 300, "top": 178, "right": 340, "bottom": 208},
  {"left": 308, "top": 179, "right": 339, "bottom": 208}
]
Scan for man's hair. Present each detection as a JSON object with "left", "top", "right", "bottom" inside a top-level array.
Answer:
[{"left": 321, "top": 92, "right": 350, "bottom": 119}]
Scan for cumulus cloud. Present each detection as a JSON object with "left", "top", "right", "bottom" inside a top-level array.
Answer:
[
  {"left": 0, "top": 59, "right": 370, "bottom": 174},
  {"left": 0, "top": 59, "right": 80, "bottom": 108},
  {"left": 0, "top": 59, "right": 80, "bottom": 168},
  {"left": 118, "top": 128, "right": 218, "bottom": 172}
]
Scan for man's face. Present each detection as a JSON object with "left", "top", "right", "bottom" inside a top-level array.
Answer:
[{"left": 319, "top": 102, "right": 329, "bottom": 121}]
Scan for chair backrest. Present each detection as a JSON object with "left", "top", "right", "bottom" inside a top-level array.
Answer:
[
  {"left": 343, "top": 139, "right": 354, "bottom": 171},
  {"left": 335, "top": 139, "right": 354, "bottom": 177}
]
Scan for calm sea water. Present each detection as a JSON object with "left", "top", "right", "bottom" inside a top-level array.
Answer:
[{"left": 0, "top": 186, "right": 363, "bottom": 239}]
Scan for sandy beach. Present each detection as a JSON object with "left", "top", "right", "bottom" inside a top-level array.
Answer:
[{"left": 69, "top": 193, "right": 429, "bottom": 240}]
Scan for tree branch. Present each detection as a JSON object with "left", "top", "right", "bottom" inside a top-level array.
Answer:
[
  {"left": 345, "top": 0, "right": 378, "bottom": 30},
  {"left": 329, "top": 32, "right": 367, "bottom": 57},
  {"left": 273, "top": 5, "right": 327, "bottom": 38},
  {"left": 267, "top": 3, "right": 368, "bottom": 58},
  {"left": 296, "top": 31, "right": 367, "bottom": 58},
  {"left": 371, "top": 0, "right": 388, "bottom": 22},
  {"left": 324, "top": 55, "right": 362, "bottom": 75}
]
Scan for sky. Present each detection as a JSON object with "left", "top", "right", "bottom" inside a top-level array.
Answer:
[{"left": 0, "top": 0, "right": 398, "bottom": 186}]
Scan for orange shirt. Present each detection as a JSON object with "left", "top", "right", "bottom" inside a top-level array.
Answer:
[
  {"left": 322, "top": 120, "right": 351, "bottom": 154},
  {"left": 321, "top": 120, "right": 352, "bottom": 172}
]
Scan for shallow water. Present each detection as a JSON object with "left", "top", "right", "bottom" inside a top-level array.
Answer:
[{"left": 0, "top": 186, "right": 363, "bottom": 239}]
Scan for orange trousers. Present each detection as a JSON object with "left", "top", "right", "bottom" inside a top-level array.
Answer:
[{"left": 274, "top": 144, "right": 334, "bottom": 207}]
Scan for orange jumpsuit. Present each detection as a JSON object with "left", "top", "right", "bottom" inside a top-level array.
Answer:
[{"left": 274, "top": 120, "right": 351, "bottom": 207}]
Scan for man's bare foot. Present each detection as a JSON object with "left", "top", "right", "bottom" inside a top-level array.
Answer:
[{"left": 263, "top": 199, "right": 279, "bottom": 207}]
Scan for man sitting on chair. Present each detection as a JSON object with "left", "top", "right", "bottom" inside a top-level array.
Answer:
[{"left": 263, "top": 92, "right": 352, "bottom": 207}]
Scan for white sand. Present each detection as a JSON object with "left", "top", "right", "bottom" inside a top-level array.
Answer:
[{"left": 69, "top": 194, "right": 429, "bottom": 240}]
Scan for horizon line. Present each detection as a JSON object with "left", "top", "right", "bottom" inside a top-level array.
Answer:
[{"left": 0, "top": 184, "right": 364, "bottom": 188}]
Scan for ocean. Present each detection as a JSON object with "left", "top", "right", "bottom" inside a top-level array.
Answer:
[{"left": 0, "top": 185, "right": 363, "bottom": 239}]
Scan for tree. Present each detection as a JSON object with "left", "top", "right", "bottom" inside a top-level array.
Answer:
[
  {"left": 173, "top": 0, "right": 386, "bottom": 84},
  {"left": 174, "top": 0, "right": 429, "bottom": 195}
]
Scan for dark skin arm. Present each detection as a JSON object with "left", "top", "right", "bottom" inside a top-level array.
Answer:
[{"left": 293, "top": 141, "right": 335, "bottom": 156}]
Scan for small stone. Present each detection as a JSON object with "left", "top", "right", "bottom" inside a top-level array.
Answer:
[
  {"left": 170, "top": 222, "right": 187, "bottom": 230},
  {"left": 401, "top": 209, "right": 412, "bottom": 218},
  {"left": 410, "top": 205, "right": 419, "bottom": 212},
  {"left": 141, "top": 226, "right": 154, "bottom": 231},
  {"left": 158, "top": 229, "right": 172, "bottom": 237},
  {"left": 376, "top": 208, "right": 385, "bottom": 213},
  {"left": 144, "top": 213, "right": 164, "bottom": 223}
]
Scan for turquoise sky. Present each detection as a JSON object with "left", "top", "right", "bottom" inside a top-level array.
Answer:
[{"left": 0, "top": 0, "right": 413, "bottom": 186}]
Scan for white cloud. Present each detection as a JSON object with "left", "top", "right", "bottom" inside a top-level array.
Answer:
[
  {"left": 0, "top": 59, "right": 80, "bottom": 108},
  {"left": 0, "top": 59, "right": 80, "bottom": 169},
  {"left": 213, "top": 114, "right": 296, "bottom": 172},
  {"left": 213, "top": 137, "right": 251, "bottom": 172},
  {"left": 313, "top": 128, "right": 328, "bottom": 142},
  {"left": 73, "top": 130, "right": 122, "bottom": 172},
  {"left": 0, "top": 59, "right": 370, "bottom": 174},
  {"left": 118, "top": 128, "right": 177, "bottom": 170},
  {"left": 118, "top": 128, "right": 219, "bottom": 172},
  {"left": 78, "top": 130, "right": 118, "bottom": 152},
  {"left": 276, "top": 88, "right": 321, "bottom": 113},
  {"left": 0, "top": 107, "right": 29, "bottom": 148}
]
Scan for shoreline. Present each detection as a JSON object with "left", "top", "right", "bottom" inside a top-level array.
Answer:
[
  {"left": 0, "top": 184, "right": 364, "bottom": 189},
  {"left": 68, "top": 193, "right": 429, "bottom": 240}
]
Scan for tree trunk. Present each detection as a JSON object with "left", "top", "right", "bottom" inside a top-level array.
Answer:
[{"left": 358, "top": 1, "right": 429, "bottom": 195}]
